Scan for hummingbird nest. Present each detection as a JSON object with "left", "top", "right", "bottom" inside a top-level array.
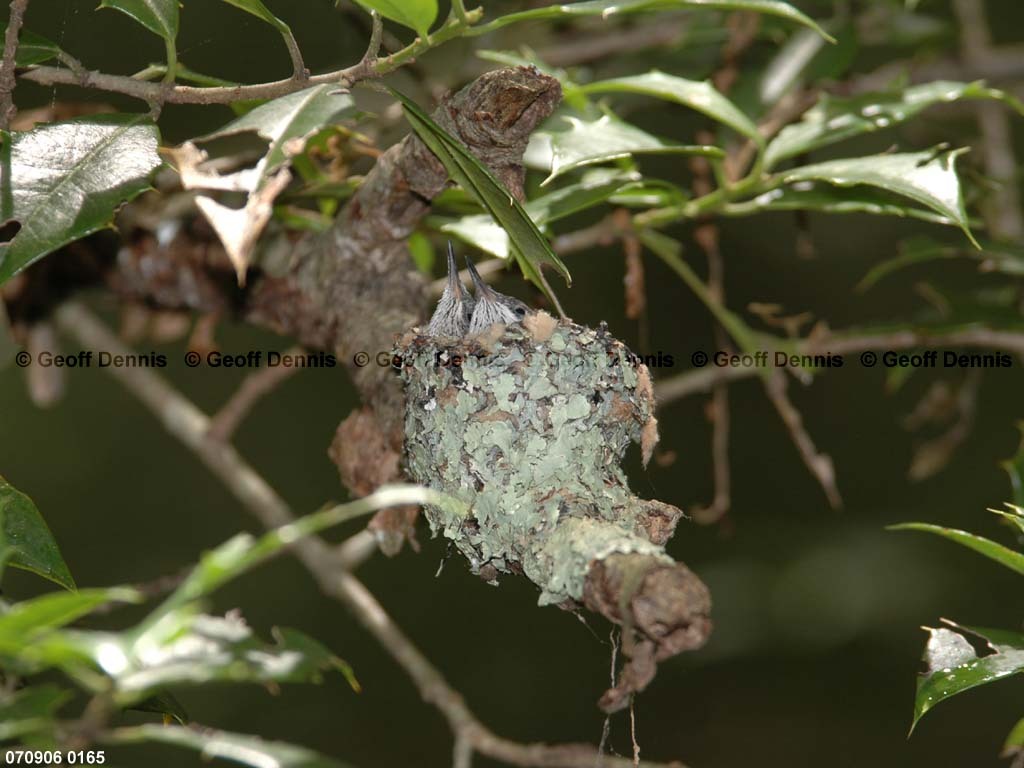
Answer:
[{"left": 396, "top": 313, "right": 712, "bottom": 710}]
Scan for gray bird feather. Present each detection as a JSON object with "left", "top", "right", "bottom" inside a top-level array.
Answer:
[
  {"left": 466, "top": 256, "right": 531, "bottom": 335},
  {"left": 427, "top": 242, "right": 475, "bottom": 338}
]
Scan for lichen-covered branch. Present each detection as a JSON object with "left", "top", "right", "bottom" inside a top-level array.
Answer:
[{"left": 0, "top": 0, "right": 30, "bottom": 129}]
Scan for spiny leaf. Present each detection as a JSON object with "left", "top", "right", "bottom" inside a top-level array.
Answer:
[
  {"left": 391, "top": 87, "right": 571, "bottom": 306},
  {"left": 778, "top": 148, "right": 977, "bottom": 247},
  {"left": 913, "top": 622, "right": 1024, "bottom": 731},
  {"left": 0, "top": 115, "right": 162, "bottom": 284},
  {"left": 474, "top": 0, "right": 833, "bottom": 42},
  {"left": 578, "top": 71, "right": 761, "bottom": 144},
  {"left": 766, "top": 81, "right": 1024, "bottom": 169},
  {"left": 536, "top": 111, "right": 723, "bottom": 185},
  {"left": 0, "top": 475, "right": 75, "bottom": 590}
]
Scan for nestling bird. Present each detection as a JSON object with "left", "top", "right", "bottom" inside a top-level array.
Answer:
[
  {"left": 427, "top": 242, "right": 475, "bottom": 338},
  {"left": 466, "top": 256, "right": 531, "bottom": 335}
]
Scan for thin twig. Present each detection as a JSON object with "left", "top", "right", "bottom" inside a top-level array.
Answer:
[
  {"left": 207, "top": 346, "right": 305, "bottom": 441},
  {"left": 19, "top": 15, "right": 471, "bottom": 106},
  {"left": 762, "top": 371, "right": 842, "bottom": 509},
  {"left": 0, "top": 0, "right": 30, "bottom": 130},
  {"left": 952, "top": 0, "right": 1024, "bottom": 241},
  {"left": 654, "top": 327, "right": 1024, "bottom": 405},
  {"left": 52, "top": 300, "right": 688, "bottom": 768}
]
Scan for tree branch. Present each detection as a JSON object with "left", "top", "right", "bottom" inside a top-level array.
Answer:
[
  {"left": 0, "top": 0, "right": 30, "bottom": 129},
  {"left": 51, "top": 300, "right": 689, "bottom": 768}
]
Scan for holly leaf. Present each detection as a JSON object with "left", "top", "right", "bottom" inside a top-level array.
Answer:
[
  {"left": 778, "top": 148, "right": 977, "bottom": 247},
  {"left": 578, "top": 71, "right": 761, "bottom": 144},
  {"left": 536, "top": 111, "right": 723, "bottom": 185},
  {"left": 913, "top": 622, "right": 1024, "bottom": 731},
  {"left": 889, "top": 522, "right": 1024, "bottom": 575},
  {"left": 0, "top": 115, "right": 162, "bottom": 284},
  {"left": 766, "top": 81, "right": 1024, "bottom": 169},
  {"left": 5, "top": 29, "right": 63, "bottom": 67}
]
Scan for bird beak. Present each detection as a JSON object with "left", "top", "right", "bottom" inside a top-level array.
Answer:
[
  {"left": 465, "top": 255, "right": 495, "bottom": 299},
  {"left": 446, "top": 242, "right": 464, "bottom": 300}
]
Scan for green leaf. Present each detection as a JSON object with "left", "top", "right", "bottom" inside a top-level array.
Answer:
[
  {"left": 0, "top": 588, "right": 140, "bottom": 654},
  {"left": 724, "top": 185, "right": 959, "bottom": 229},
  {"left": 220, "top": 0, "right": 291, "bottom": 34},
  {"left": 778, "top": 148, "right": 977, "bottom": 246},
  {"left": 109, "top": 724, "right": 353, "bottom": 768},
  {"left": 577, "top": 71, "right": 761, "bottom": 144},
  {"left": 1005, "top": 717, "right": 1024, "bottom": 757},
  {"left": 354, "top": 0, "right": 437, "bottom": 37},
  {"left": 130, "top": 690, "right": 189, "bottom": 725},
  {"left": 913, "top": 622, "right": 1024, "bottom": 731},
  {"left": 1004, "top": 423, "right": 1024, "bottom": 509},
  {"left": 442, "top": 170, "right": 637, "bottom": 259},
  {"left": 0, "top": 476, "right": 75, "bottom": 590},
  {"left": 889, "top": 522, "right": 1024, "bottom": 575},
  {"left": 0, "top": 685, "right": 71, "bottom": 741},
  {"left": 766, "top": 81, "right": 1024, "bottom": 169},
  {"left": 201, "top": 85, "right": 355, "bottom": 188},
  {"left": 106, "top": 611, "right": 346, "bottom": 698},
  {"left": 474, "top": 0, "right": 834, "bottom": 42},
  {"left": 0, "top": 115, "right": 162, "bottom": 285},
  {"left": 6, "top": 29, "right": 63, "bottom": 67},
  {"left": 98, "top": 0, "right": 179, "bottom": 42},
  {"left": 391, "top": 87, "right": 571, "bottom": 306},
  {"left": 537, "top": 112, "right": 724, "bottom": 185}
]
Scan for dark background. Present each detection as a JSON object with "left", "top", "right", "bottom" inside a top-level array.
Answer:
[{"left": 2, "top": 1, "right": 1023, "bottom": 766}]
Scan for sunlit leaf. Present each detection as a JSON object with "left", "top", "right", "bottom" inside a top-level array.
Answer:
[
  {"left": 5, "top": 29, "right": 63, "bottom": 67},
  {"left": 0, "top": 475, "right": 75, "bottom": 590},
  {"left": 0, "top": 115, "right": 162, "bottom": 284},
  {"left": 778, "top": 148, "right": 977, "bottom": 246},
  {"left": 391, "top": 87, "right": 571, "bottom": 305},
  {"left": 1005, "top": 718, "right": 1024, "bottom": 757},
  {"left": 201, "top": 85, "right": 355, "bottom": 188},
  {"left": 889, "top": 522, "right": 1024, "bottom": 575},
  {"left": 354, "top": 0, "right": 437, "bottom": 37},
  {"left": 766, "top": 81, "right": 1024, "bottom": 169},
  {"left": 99, "top": 0, "right": 178, "bottom": 42},
  {"left": 442, "top": 170, "right": 637, "bottom": 259},
  {"left": 0, "top": 588, "right": 140, "bottom": 654},
  {"left": 110, "top": 723, "right": 353, "bottom": 768},
  {"left": 913, "top": 622, "right": 1024, "bottom": 731},
  {"left": 578, "top": 71, "right": 761, "bottom": 144},
  {"left": 537, "top": 112, "right": 723, "bottom": 185},
  {"left": 474, "top": 0, "right": 834, "bottom": 42}
]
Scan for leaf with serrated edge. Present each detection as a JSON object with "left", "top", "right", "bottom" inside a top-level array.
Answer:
[
  {"left": 913, "top": 622, "right": 1024, "bottom": 731},
  {"left": 889, "top": 522, "right": 1024, "bottom": 575},
  {"left": 0, "top": 115, "right": 162, "bottom": 284},
  {"left": 474, "top": 0, "right": 834, "bottom": 42},
  {"left": 779, "top": 148, "right": 977, "bottom": 247},
  {"left": 766, "top": 81, "right": 1024, "bottom": 169},
  {"left": 540, "top": 112, "right": 723, "bottom": 185},
  {"left": 578, "top": 71, "right": 761, "bottom": 144}
]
